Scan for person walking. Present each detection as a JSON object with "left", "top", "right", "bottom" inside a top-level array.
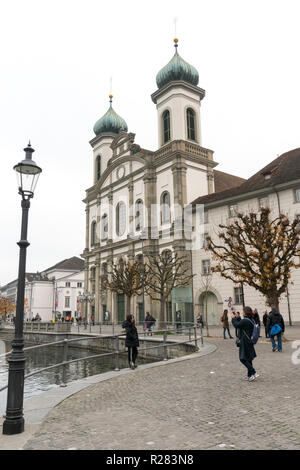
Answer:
[
  {"left": 196, "top": 313, "right": 204, "bottom": 328},
  {"left": 263, "top": 311, "right": 269, "bottom": 338},
  {"left": 266, "top": 307, "right": 285, "bottom": 352},
  {"left": 232, "top": 307, "right": 259, "bottom": 382},
  {"left": 144, "top": 312, "right": 156, "bottom": 336},
  {"left": 234, "top": 312, "right": 241, "bottom": 337},
  {"left": 122, "top": 314, "right": 139, "bottom": 369},
  {"left": 253, "top": 308, "right": 261, "bottom": 337},
  {"left": 220, "top": 309, "right": 233, "bottom": 339}
]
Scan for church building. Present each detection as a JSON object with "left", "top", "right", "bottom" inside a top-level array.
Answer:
[{"left": 81, "top": 38, "right": 244, "bottom": 325}]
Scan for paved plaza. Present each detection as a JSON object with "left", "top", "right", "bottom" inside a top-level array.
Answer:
[{"left": 15, "top": 331, "right": 299, "bottom": 450}]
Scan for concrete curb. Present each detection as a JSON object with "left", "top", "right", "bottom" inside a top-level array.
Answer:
[{"left": 0, "top": 342, "right": 217, "bottom": 450}]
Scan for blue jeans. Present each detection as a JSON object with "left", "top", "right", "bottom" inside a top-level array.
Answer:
[
  {"left": 240, "top": 359, "right": 256, "bottom": 377},
  {"left": 223, "top": 327, "right": 232, "bottom": 338},
  {"left": 270, "top": 333, "right": 282, "bottom": 351}
]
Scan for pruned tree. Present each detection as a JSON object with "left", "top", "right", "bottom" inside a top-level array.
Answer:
[
  {"left": 144, "top": 251, "right": 194, "bottom": 328},
  {"left": 0, "top": 295, "right": 16, "bottom": 320},
  {"left": 207, "top": 207, "right": 300, "bottom": 310},
  {"left": 104, "top": 259, "right": 143, "bottom": 318}
]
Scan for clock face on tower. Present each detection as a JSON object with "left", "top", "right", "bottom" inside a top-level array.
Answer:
[{"left": 116, "top": 165, "right": 125, "bottom": 180}]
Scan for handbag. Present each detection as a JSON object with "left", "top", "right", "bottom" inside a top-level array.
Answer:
[{"left": 270, "top": 324, "right": 281, "bottom": 336}]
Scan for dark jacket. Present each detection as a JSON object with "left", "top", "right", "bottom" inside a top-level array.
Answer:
[
  {"left": 263, "top": 313, "right": 269, "bottom": 327},
  {"left": 232, "top": 317, "right": 257, "bottom": 361},
  {"left": 145, "top": 315, "right": 156, "bottom": 326},
  {"left": 122, "top": 320, "right": 139, "bottom": 348},
  {"left": 266, "top": 309, "right": 285, "bottom": 333},
  {"left": 253, "top": 312, "right": 260, "bottom": 326}
]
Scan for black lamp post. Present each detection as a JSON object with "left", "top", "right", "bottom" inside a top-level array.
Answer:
[{"left": 3, "top": 142, "right": 42, "bottom": 435}]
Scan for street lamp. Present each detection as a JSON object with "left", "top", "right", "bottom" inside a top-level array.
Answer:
[
  {"left": 3, "top": 142, "right": 42, "bottom": 435},
  {"left": 78, "top": 291, "right": 95, "bottom": 329}
]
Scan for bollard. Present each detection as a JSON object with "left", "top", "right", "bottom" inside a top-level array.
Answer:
[
  {"left": 163, "top": 330, "right": 168, "bottom": 361},
  {"left": 194, "top": 326, "right": 199, "bottom": 350},
  {"left": 114, "top": 336, "right": 120, "bottom": 371},
  {"left": 200, "top": 325, "right": 204, "bottom": 346},
  {"left": 60, "top": 339, "right": 68, "bottom": 387}
]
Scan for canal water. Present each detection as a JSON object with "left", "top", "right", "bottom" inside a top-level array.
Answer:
[{"left": 0, "top": 335, "right": 154, "bottom": 416}]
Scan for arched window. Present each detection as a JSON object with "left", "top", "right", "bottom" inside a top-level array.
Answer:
[
  {"left": 91, "top": 221, "right": 97, "bottom": 246},
  {"left": 101, "top": 214, "right": 108, "bottom": 240},
  {"left": 162, "top": 249, "right": 172, "bottom": 262},
  {"left": 187, "top": 108, "right": 196, "bottom": 141},
  {"left": 161, "top": 191, "right": 171, "bottom": 224},
  {"left": 96, "top": 155, "right": 101, "bottom": 180},
  {"left": 135, "top": 199, "right": 143, "bottom": 231},
  {"left": 162, "top": 110, "right": 171, "bottom": 144},
  {"left": 116, "top": 202, "right": 126, "bottom": 236}
]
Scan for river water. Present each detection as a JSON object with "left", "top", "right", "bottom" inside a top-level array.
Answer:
[{"left": 0, "top": 334, "right": 153, "bottom": 416}]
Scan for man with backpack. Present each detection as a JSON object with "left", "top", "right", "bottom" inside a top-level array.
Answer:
[
  {"left": 266, "top": 307, "right": 285, "bottom": 352},
  {"left": 231, "top": 306, "right": 259, "bottom": 382}
]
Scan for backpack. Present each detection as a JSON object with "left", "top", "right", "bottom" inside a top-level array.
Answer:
[
  {"left": 244, "top": 318, "right": 260, "bottom": 345},
  {"left": 270, "top": 324, "right": 282, "bottom": 336}
]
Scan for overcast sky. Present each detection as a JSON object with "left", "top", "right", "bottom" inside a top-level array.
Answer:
[{"left": 0, "top": 0, "right": 299, "bottom": 286}]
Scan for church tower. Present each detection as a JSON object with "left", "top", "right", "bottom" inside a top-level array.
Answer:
[{"left": 151, "top": 38, "right": 205, "bottom": 148}]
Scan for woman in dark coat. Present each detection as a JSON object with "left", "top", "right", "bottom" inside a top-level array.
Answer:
[
  {"left": 122, "top": 314, "right": 139, "bottom": 369},
  {"left": 232, "top": 306, "right": 258, "bottom": 382}
]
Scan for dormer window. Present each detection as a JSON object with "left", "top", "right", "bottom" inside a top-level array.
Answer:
[
  {"left": 162, "top": 110, "right": 171, "bottom": 144},
  {"left": 187, "top": 108, "right": 196, "bottom": 141}
]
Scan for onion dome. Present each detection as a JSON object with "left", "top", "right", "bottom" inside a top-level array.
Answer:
[
  {"left": 156, "top": 38, "right": 199, "bottom": 89},
  {"left": 93, "top": 95, "right": 128, "bottom": 136}
]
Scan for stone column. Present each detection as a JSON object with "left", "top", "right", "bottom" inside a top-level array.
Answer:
[{"left": 85, "top": 203, "right": 90, "bottom": 250}]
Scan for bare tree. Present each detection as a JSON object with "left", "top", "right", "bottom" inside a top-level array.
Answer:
[
  {"left": 207, "top": 207, "right": 300, "bottom": 310},
  {"left": 104, "top": 259, "right": 143, "bottom": 318},
  {"left": 200, "top": 271, "right": 212, "bottom": 337},
  {"left": 144, "top": 251, "right": 194, "bottom": 328}
]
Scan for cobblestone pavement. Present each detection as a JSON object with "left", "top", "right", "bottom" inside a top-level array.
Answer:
[{"left": 24, "top": 337, "right": 300, "bottom": 450}]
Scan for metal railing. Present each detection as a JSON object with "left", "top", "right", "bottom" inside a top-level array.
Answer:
[{"left": 0, "top": 325, "right": 203, "bottom": 392}]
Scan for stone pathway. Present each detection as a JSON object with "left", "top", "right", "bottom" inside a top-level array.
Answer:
[{"left": 23, "top": 337, "right": 300, "bottom": 450}]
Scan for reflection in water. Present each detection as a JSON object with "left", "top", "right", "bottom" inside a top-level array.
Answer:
[{"left": 0, "top": 337, "right": 154, "bottom": 415}]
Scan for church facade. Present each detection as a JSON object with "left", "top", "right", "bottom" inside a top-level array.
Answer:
[
  {"left": 82, "top": 39, "right": 300, "bottom": 326},
  {"left": 82, "top": 39, "right": 222, "bottom": 325}
]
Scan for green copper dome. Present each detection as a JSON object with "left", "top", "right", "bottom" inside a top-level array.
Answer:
[
  {"left": 156, "top": 39, "right": 199, "bottom": 89},
  {"left": 93, "top": 96, "right": 128, "bottom": 136}
]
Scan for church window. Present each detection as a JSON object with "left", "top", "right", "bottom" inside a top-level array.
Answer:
[
  {"left": 187, "top": 108, "right": 196, "bottom": 141},
  {"left": 116, "top": 202, "right": 126, "bottom": 236},
  {"left": 96, "top": 155, "right": 101, "bottom": 181},
  {"left": 202, "top": 259, "right": 211, "bottom": 275},
  {"left": 161, "top": 191, "right": 171, "bottom": 224},
  {"left": 162, "top": 110, "right": 171, "bottom": 144},
  {"left": 91, "top": 221, "right": 97, "bottom": 246},
  {"left": 135, "top": 199, "right": 143, "bottom": 231},
  {"left": 101, "top": 214, "right": 108, "bottom": 240}
]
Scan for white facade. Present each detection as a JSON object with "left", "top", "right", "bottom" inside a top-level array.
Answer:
[{"left": 192, "top": 184, "right": 300, "bottom": 325}]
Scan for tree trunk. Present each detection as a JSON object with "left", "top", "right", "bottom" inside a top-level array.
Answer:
[
  {"left": 126, "top": 295, "right": 131, "bottom": 318},
  {"left": 267, "top": 295, "right": 279, "bottom": 311},
  {"left": 205, "top": 291, "right": 210, "bottom": 337},
  {"left": 159, "top": 296, "right": 167, "bottom": 330}
]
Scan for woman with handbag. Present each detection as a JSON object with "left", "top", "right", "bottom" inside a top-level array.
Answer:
[
  {"left": 231, "top": 306, "right": 259, "bottom": 382},
  {"left": 266, "top": 307, "right": 285, "bottom": 352}
]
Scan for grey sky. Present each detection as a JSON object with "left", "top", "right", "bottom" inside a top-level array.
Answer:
[{"left": 0, "top": 0, "right": 299, "bottom": 285}]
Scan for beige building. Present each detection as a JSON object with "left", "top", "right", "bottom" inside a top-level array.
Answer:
[{"left": 192, "top": 148, "right": 300, "bottom": 325}]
